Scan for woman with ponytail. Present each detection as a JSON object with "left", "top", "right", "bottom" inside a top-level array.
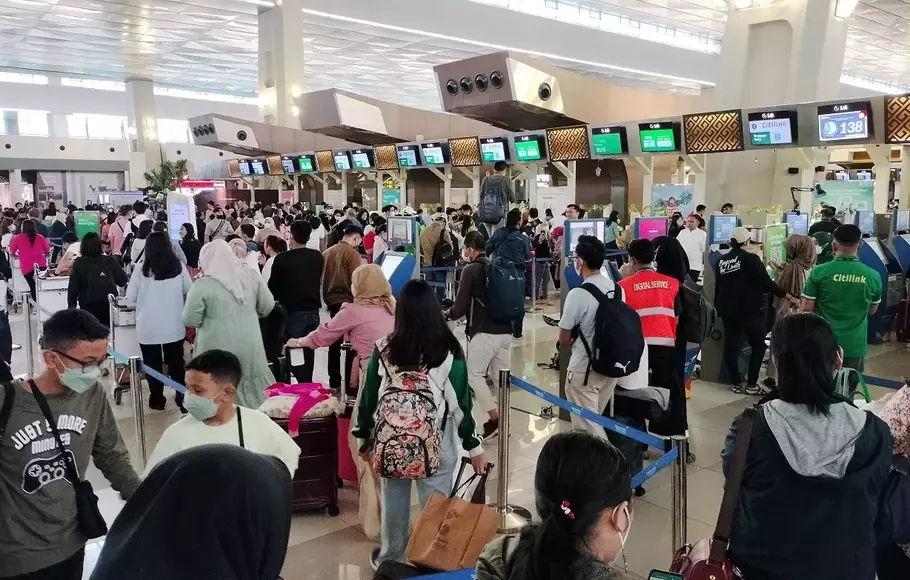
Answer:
[{"left": 476, "top": 431, "right": 635, "bottom": 580}]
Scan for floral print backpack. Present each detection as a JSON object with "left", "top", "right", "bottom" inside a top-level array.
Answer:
[{"left": 373, "top": 354, "right": 444, "bottom": 479}]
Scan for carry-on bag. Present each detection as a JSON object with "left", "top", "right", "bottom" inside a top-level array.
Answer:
[
  {"left": 670, "top": 407, "right": 755, "bottom": 579},
  {"left": 406, "top": 458, "right": 497, "bottom": 571},
  {"left": 896, "top": 297, "right": 910, "bottom": 343},
  {"left": 271, "top": 414, "right": 340, "bottom": 516}
]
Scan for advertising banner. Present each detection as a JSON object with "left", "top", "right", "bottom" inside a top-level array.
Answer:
[
  {"left": 651, "top": 184, "right": 694, "bottom": 217},
  {"left": 280, "top": 190, "right": 296, "bottom": 205},
  {"left": 382, "top": 189, "right": 401, "bottom": 209},
  {"left": 813, "top": 181, "right": 874, "bottom": 224},
  {"left": 763, "top": 223, "right": 789, "bottom": 265},
  {"left": 74, "top": 212, "right": 100, "bottom": 240}
]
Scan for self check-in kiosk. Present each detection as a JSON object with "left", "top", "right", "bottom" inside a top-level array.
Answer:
[
  {"left": 701, "top": 214, "right": 741, "bottom": 384},
  {"left": 376, "top": 252, "right": 416, "bottom": 297},
  {"left": 375, "top": 216, "right": 420, "bottom": 295},
  {"left": 891, "top": 209, "right": 910, "bottom": 273},
  {"left": 782, "top": 212, "right": 809, "bottom": 235},
  {"left": 855, "top": 211, "right": 904, "bottom": 344},
  {"left": 634, "top": 217, "right": 669, "bottom": 240}
]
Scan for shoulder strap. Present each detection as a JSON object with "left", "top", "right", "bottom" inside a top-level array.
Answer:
[
  {"left": 0, "top": 382, "right": 15, "bottom": 446},
  {"left": 237, "top": 407, "right": 245, "bottom": 448},
  {"left": 28, "top": 380, "right": 84, "bottom": 485},
  {"left": 711, "top": 406, "right": 757, "bottom": 561}
]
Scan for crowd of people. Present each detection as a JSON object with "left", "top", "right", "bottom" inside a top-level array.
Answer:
[{"left": 0, "top": 193, "right": 908, "bottom": 580}]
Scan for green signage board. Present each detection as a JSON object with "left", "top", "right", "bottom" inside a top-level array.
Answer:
[
  {"left": 382, "top": 189, "right": 401, "bottom": 208},
  {"left": 592, "top": 131, "right": 623, "bottom": 155},
  {"left": 640, "top": 128, "right": 677, "bottom": 152},
  {"left": 74, "top": 211, "right": 100, "bottom": 240},
  {"left": 515, "top": 139, "right": 542, "bottom": 161},
  {"left": 763, "top": 223, "right": 789, "bottom": 265}
]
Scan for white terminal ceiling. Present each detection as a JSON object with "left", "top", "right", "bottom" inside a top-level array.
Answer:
[{"left": 0, "top": 0, "right": 907, "bottom": 112}]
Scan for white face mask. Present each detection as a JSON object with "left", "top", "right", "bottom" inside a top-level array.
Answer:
[{"left": 574, "top": 259, "right": 583, "bottom": 277}]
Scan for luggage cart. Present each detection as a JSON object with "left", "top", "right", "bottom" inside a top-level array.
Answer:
[{"left": 109, "top": 294, "right": 140, "bottom": 405}]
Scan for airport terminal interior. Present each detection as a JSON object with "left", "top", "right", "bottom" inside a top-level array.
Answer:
[{"left": 2, "top": 0, "right": 910, "bottom": 579}]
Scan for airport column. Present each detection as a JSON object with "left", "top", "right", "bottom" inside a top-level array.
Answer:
[
  {"left": 125, "top": 78, "right": 162, "bottom": 173},
  {"left": 901, "top": 148, "right": 910, "bottom": 210},
  {"left": 865, "top": 145, "right": 892, "bottom": 214},
  {"left": 258, "top": 0, "right": 305, "bottom": 129}
]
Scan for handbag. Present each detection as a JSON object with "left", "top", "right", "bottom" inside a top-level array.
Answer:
[
  {"left": 29, "top": 380, "right": 108, "bottom": 539},
  {"left": 875, "top": 454, "right": 910, "bottom": 545},
  {"left": 406, "top": 458, "right": 497, "bottom": 571},
  {"left": 670, "top": 406, "right": 756, "bottom": 580}
]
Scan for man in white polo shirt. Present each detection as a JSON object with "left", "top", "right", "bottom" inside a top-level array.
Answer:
[{"left": 676, "top": 214, "right": 707, "bottom": 283}]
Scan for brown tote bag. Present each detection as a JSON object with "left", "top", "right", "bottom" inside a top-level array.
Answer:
[{"left": 670, "top": 406, "right": 756, "bottom": 580}]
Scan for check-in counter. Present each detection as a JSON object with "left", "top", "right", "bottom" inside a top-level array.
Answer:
[{"left": 35, "top": 273, "right": 69, "bottom": 322}]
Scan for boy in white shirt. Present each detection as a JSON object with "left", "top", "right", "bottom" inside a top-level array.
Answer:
[
  {"left": 144, "top": 349, "right": 300, "bottom": 477},
  {"left": 675, "top": 214, "right": 707, "bottom": 283}
]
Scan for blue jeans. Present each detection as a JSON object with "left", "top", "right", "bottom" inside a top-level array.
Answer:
[
  {"left": 378, "top": 423, "right": 458, "bottom": 565},
  {"left": 285, "top": 309, "right": 320, "bottom": 383}
]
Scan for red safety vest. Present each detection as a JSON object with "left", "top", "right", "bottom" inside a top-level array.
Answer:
[{"left": 618, "top": 269, "right": 679, "bottom": 347}]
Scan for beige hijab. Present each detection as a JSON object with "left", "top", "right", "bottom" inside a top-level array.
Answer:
[
  {"left": 352, "top": 264, "right": 395, "bottom": 315},
  {"left": 199, "top": 239, "right": 247, "bottom": 303}
]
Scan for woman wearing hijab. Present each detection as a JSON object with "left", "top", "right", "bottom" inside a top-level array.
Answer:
[
  {"left": 254, "top": 217, "right": 281, "bottom": 245},
  {"left": 604, "top": 210, "right": 622, "bottom": 267},
  {"left": 764, "top": 234, "right": 816, "bottom": 390},
  {"left": 90, "top": 445, "right": 291, "bottom": 580},
  {"left": 183, "top": 240, "right": 275, "bottom": 408},
  {"left": 228, "top": 236, "right": 261, "bottom": 273},
  {"left": 667, "top": 212, "right": 684, "bottom": 238},
  {"left": 179, "top": 222, "right": 202, "bottom": 274}
]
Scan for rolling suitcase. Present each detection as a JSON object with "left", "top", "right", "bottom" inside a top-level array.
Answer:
[
  {"left": 337, "top": 343, "right": 358, "bottom": 483},
  {"left": 273, "top": 414, "right": 340, "bottom": 516}
]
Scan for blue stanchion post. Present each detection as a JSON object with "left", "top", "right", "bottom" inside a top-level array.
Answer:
[{"left": 496, "top": 368, "right": 532, "bottom": 534}]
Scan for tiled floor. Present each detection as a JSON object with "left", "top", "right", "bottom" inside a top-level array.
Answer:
[{"left": 6, "top": 301, "right": 909, "bottom": 580}]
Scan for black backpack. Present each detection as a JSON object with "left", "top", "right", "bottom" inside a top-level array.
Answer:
[
  {"left": 678, "top": 281, "right": 717, "bottom": 343},
  {"left": 119, "top": 233, "right": 136, "bottom": 266},
  {"left": 575, "top": 283, "right": 645, "bottom": 383},
  {"left": 431, "top": 227, "right": 457, "bottom": 268},
  {"left": 478, "top": 175, "right": 506, "bottom": 225}
]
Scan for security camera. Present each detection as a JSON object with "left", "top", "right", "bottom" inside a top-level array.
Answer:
[{"left": 538, "top": 83, "right": 552, "bottom": 101}]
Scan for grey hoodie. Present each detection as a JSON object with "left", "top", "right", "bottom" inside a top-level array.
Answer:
[{"left": 763, "top": 399, "right": 867, "bottom": 478}]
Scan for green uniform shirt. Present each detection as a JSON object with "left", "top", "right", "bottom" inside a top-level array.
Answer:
[{"left": 802, "top": 255, "right": 882, "bottom": 358}]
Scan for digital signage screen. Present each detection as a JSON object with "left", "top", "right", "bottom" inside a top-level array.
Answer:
[
  {"left": 419, "top": 141, "right": 452, "bottom": 165},
  {"left": 895, "top": 209, "right": 910, "bottom": 233},
  {"left": 396, "top": 144, "right": 421, "bottom": 168},
  {"left": 639, "top": 122, "right": 680, "bottom": 153},
  {"left": 513, "top": 133, "right": 547, "bottom": 162},
  {"left": 249, "top": 159, "right": 266, "bottom": 176},
  {"left": 333, "top": 151, "right": 352, "bottom": 171},
  {"left": 297, "top": 155, "right": 316, "bottom": 173},
  {"left": 480, "top": 137, "right": 509, "bottom": 163},
  {"left": 237, "top": 160, "right": 251, "bottom": 177},
  {"left": 855, "top": 210, "right": 875, "bottom": 236},
  {"left": 590, "top": 125, "right": 628, "bottom": 156},
  {"left": 817, "top": 101, "right": 872, "bottom": 142},
  {"left": 747, "top": 110, "right": 797, "bottom": 146},
  {"left": 709, "top": 215, "right": 738, "bottom": 245},
  {"left": 634, "top": 217, "right": 668, "bottom": 240},
  {"left": 281, "top": 156, "right": 297, "bottom": 175},
  {"left": 783, "top": 212, "right": 809, "bottom": 235},
  {"left": 349, "top": 148, "right": 375, "bottom": 170}
]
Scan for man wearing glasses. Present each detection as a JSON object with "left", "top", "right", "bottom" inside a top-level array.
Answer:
[{"left": 0, "top": 309, "right": 140, "bottom": 580}]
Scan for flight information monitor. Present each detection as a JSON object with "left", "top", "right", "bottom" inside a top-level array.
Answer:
[
  {"left": 333, "top": 151, "right": 352, "bottom": 171},
  {"left": 634, "top": 217, "right": 668, "bottom": 240},
  {"left": 783, "top": 212, "right": 809, "bottom": 235},
  {"left": 281, "top": 156, "right": 297, "bottom": 174},
  {"left": 237, "top": 160, "right": 251, "bottom": 177},
  {"left": 396, "top": 144, "right": 421, "bottom": 168},
  {"left": 747, "top": 110, "right": 797, "bottom": 146},
  {"left": 818, "top": 101, "right": 872, "bottom": 142},
  {"left": 895, "top": 209, "right": 910, "bottom": 233},
  {"left": 250, "top": 159, "right": 266, "bottom": 176},
  {"left": 480, "top": 136, "right": 510, "bottom": 163},
  {"left": 420, "top": 141, "right": 452, "bottom": 165},
  {"left": 709, "top": 215, "right": 738, "bottom": 245},
  {"left": 639, "top": 121, "right": 680, "bottom": 153},
  {"left": 513, "top": 133, "right": 547, "bottom": 162},
  {"left": 349, "top": 148, "right": 375, "bottom": 170},
  {"left": 297, "top": 154, "right": 316, "bottom": 173},
  {"left": 590, "top": 125, "right": 629, "bottom": 157},
  {"left": 855, "top": 210, "right": 875, "bottom": 236}
]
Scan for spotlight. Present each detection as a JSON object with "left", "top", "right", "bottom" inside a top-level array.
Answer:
[
  {"left": 538, "top": 83, "right": 552, "bottom": 101},
  {"left": 459, "top": 76, "right": 473, "bottom": 94},
  {"left": 475, "top": 74, "right": 488, "bottom": 92},
  {"left": 490, "top": 71, "right": 503, "bottom": 89},
  {"left": 445, "top": 79, "right": 458, "bottom": 96}
]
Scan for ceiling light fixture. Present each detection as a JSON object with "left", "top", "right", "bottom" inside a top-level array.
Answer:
[
  {"left": 298, "top": 8, "right": 715, "bottom": 87},
  {"left": 834, "top": 0, "right": 859, "bottom": 18},
  {"left": 232, "top": 0, "right": 276, "bottom": 6}
]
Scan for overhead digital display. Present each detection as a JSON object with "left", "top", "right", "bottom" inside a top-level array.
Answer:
[
  {"left": 237, "top": 160, "right": 251, "bottom": 177},
  {"left": 333, "top": 151, "right": 352, "bottom": 171},
  {"left": 513, "top": 133, "right": 547, "bottom": 162},
  {"left": 250, "top": 159, "right": 266, "bottom": 176},
  {"left": 639, "top": 122, "right": 680, "bottom": 153},
  {"left": 298, "top": 155, "right": 316, "bottom": 173},
  {"left": 349, "top": 148, "right": 375, "bottom": 170},
  {"left": 747, "top": 110, "right": 797, "bottom": 146},
  {"left": 420, "top": 141, "right": 452, "bottom": 165},
  {"left": 281, "top": 156, "right": 297, "bottom": 174},
  {"left": 396, "top": 144, "right": 421, "bottom": 168},
  {"left": 817, "top": 101, "right": 872, "bottom": 142},
  {"left": 590, "top": 125, "right": 628, "bottom": 156},
  {"left": 480, "top": 137, "right": 509, "bottom": 163}
]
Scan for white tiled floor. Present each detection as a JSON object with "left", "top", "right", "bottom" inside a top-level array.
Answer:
[{"left": 6, "top": 300, "right": 909, "bottom": 580}]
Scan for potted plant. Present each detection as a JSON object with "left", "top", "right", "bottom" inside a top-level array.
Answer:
[{"left": 142, "top": 159, "right": 189, "bottom": 204}]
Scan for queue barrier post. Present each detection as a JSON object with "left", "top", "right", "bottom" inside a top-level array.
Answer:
[
  {"left": 128, "top": 355, "right": 148, "bottom": 470},
  {"left": 107, "top": 294, "right": 117, "bottom": 353},
  {"left": 24, "top": 296, "right": 35, "bottom": 378},
  {"left": 530, "top": 259, "right": 536, "bottom": 313},
  {"left": 495, "top": 369, "right": 532, "bottom": 534},
  {"left": 670, "top": 436, "right": 689, "bottom": 557}
]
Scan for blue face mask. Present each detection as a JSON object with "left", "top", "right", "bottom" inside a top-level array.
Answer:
[
  {"left": 54, "top": 355, "right": 102, "bottom": 394},
  {"left": 183, "top": 389, "right": 226, "bottom": 421}
]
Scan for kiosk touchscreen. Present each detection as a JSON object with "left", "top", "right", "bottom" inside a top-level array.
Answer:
[
  {"left": 892, "top": 210, "right": 910, "bottom": 272},
  {"left": 855, "top": 211, "right": 875, "bottom": 237},
  {"left": 561, "top": 219, "right": 614, "bottom": 291},
  {"left": 858, "top": 236, "right": 904, "bottom": 344},
  {"left": 386, "top": 216, "right": 420, "bottom": 284},
  {"left": 634, "top": 217, "right": 668, "bottom": 240},
  {"left": 376, "top": 252, "right": 416, "bottom": 297},
  {"left": 783, "top": 212, "right": 809, "bottom": 235},
  {"left": 708, "top": 215, "right": 739, "bottom": 246}
]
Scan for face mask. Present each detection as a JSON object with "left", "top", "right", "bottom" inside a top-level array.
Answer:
[
  {"left": 184, "top": 389, "right": 225, "bottom": 421},
  {"left": 54, "top": 355, "right": 102, "bottom": 394},
  {"left": 574, "top": 259, "right": 583, "bottom": 277}
]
